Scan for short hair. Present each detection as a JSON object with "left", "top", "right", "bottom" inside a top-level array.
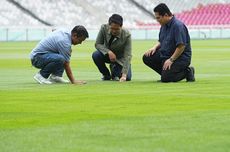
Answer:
[
  {"left": 153, "top": 3, "right": 172, "bottom": 16},
  {"left": 108, "top": 14, "right": 123, "bottom": 26},
  {"left": 71, "top": 25, "right": 89, "bottom": 38}
]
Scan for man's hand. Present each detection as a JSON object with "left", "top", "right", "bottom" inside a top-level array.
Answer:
[
  {"left": 73, "top": 80, "right": 87, "bottom": 85},
  {"left": 119, "top": 74, "right": 127, "bottom": 82},
  {"left": 163, "top": 59, "right": 173, "bottom": 70},
  {"left": 144, "top": 42, "right": 160, "bottom": 57},
  {"left": 144, "top": 48, "right": 156, "bottom": 57},
  {"left": 108, "top": 51, "right": 116, "bottom": 62}
]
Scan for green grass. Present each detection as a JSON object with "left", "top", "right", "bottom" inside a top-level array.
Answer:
[{"left": 0, "top": 39, "right": 230, "bottom": 152}]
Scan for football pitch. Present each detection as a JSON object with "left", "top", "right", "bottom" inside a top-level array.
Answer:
[{"left": 0, "top": 39, "right": 230, "bottom": 152}]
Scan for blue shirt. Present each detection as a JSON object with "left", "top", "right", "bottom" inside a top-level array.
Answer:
[
  {"left": 158, "top": 16, "right": 191, "bottom": 63},
  {"left": 30, "top": 29, "right": 72, "bottom": 62}
]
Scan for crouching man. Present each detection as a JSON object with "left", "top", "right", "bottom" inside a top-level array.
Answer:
[
  {"left": 30, "top": 25, "right": 88, "bottom": 84},
  {"left": 92, "top": 14, "right": 132, "bottom": 82}
]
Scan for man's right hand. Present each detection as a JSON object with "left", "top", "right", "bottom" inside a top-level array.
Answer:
[
  {"left": 73, "top": 80, "right": 87, "bottom": 85},
  {"left": 144, "top": 48, "right": 156, "bottom": 57},
  {"left": 108, "top": 51, "right": 116, "bottom": 62}
]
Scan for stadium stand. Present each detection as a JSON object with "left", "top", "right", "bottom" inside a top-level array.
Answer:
[
  {"left": 176, "top": 3, "right": 230, "bottom": 25},
  {"left": 6, "top": 0, "right": 154, "bottom": 28},
  {"left": 0, "top": 0, "right": 230, "bottom": 28},
  {"left": 85, "top": 0, "right": 154, "bottom": 27},
  {"left": 134, "top": 0, "right": 227, "bottom": 14},
  {"left": 134, "top": 0, "right": 230, "bottom": 27},
  {"left": 12, "top": 0, "right": 99, "bottom": 28},
  {"left": 0, "top": 0, "right": 42, "bottom": 26}
]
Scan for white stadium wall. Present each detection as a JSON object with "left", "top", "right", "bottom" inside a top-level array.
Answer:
[{"left": 0, "top": 26, "right": 230, "bottom": 41}]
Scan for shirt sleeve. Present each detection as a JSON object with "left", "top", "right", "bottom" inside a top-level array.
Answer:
[{"left": 174, "top": 24, "right": 187, "bottom": 47}]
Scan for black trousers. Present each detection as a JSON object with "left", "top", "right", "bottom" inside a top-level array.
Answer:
[
  {"left": 92, "top": 50, "right": 132, "bottom": 80},
  {"left": 142, "top": 50, "right": 189, "bottom": 82}
]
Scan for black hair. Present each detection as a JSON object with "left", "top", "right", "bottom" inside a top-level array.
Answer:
[
  {"left": 108, "top": 14, "right": 123, "bottom": 26},
  {"left": 71, "top": 25, "right": 89, "bottom": 38},
  {"left": 153, "top": 3, "right": 172, "bottom": 16}
]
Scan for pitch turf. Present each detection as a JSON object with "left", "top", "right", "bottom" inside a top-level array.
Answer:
[{"left": 0, "top": 40, "right": 230, "bottom": 152}]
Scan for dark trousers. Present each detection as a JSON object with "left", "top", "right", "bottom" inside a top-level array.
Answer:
[
  {"left": 142, "top": 50, "right": 189, "bottom": 82},
  {"left": 92, "top": 50, "right": 132, "bottom": 81},
  {"left": 31, "top": 53, "right": 65, "bottom": 78}
]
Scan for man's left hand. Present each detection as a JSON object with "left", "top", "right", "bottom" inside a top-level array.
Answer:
[
  {"left": 163, "top": 59, "right": 173, "bottom": 70},
  {"left": 119, "top": 74, "right": 127, "bottom": 82}
]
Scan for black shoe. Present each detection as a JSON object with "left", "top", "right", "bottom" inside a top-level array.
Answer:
[
  {"left": 101, "top": 75, "right": 111, "bottom": 81},
  {"left": 186, "top": 66, "right": 195, "bottom": 82}
]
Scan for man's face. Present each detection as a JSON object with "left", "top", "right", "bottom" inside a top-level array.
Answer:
[
  {"left": 72, "top": 34, "right": 86, "bottom": 45},
  {"left": 109, "top": 23, "right": 121, "bottom": 36},
  {"left": 154, "top": 12, "right": 167, "bottom": 26}
]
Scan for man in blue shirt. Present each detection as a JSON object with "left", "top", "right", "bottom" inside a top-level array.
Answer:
[
  {"left": 143, "top": 3, "right": 195, "bottom": 82},
  {"left": 30, "top": 25, "right": 89, "bottom": 84}
]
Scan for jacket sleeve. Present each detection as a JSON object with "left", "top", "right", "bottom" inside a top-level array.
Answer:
[
  {"left": 95, "top": 25, "right": 110, "bottom": 55},
  {"left": 121, "top": 34, "right": 132, "bottom": 75}
]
